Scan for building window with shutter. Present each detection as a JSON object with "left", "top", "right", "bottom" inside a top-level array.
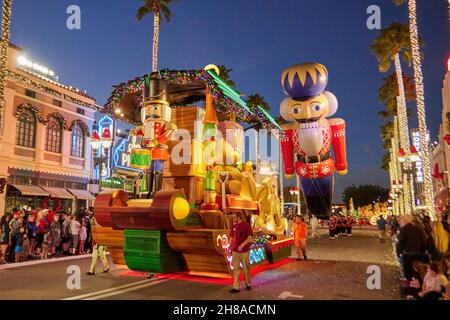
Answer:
[
  {"left": 71, "top": 124, "right": 85, "bottom": 158},
  {"left": 16, "top": 109, "right": 36, "bottom": 148}
]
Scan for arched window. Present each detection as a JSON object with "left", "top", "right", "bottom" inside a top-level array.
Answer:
[
  {"left": 45, "top": 120, "right": 62, "bottom": 153},
  {"left": 16, "top": 109, "right": 36, "bottom": 148},
  {"left": 71, "top": 124, "right": 85, "bottom": 158}
]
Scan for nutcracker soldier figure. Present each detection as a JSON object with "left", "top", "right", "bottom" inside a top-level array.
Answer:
[
  {"left": 130, "top": 77, "right": 176, "bottom": 198},
  {"left": 279, "top": 63, "right": 347, "bottom": 218}
]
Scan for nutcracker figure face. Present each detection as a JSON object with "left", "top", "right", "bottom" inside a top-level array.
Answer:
[{"left": 141, "top": 102, "right": 172, "bottom": 124}]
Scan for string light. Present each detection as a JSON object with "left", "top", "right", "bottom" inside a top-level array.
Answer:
[
  {"left": 104, "top": 69, "right": 280, "bottom": 130},
  {"left": 407, "top": 0, "right": 435, "bottom": 219},
  {"left": 394, "top": 57, "right": 413, "bottom": 215},
  {"left": 0, "top": 0, "right": 12, "bottom": 134},
  {"left": 152, "top": 12, "right": 160, "bottom": 73}
]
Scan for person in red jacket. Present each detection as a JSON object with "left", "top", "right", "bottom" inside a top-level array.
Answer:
[{"left": 329, "top": 214, "right": 337, "bottom": 239}]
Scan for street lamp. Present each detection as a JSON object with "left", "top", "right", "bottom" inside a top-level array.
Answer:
[{"left": 90, "top": 128, "right": 113, "bottom": 193}]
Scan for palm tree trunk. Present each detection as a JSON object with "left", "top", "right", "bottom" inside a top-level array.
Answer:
[
  {"left": 152, "top": 11, "right": 160, "bottom": 73},
  {"left": 0, "top": 0, "right": 13, "bottom": 135},
  {"left": 394, "top": 54, "right": 413, "bottom": 215},
  {"left": 407, "top": 0, "right": 435, "bottom": 219}
]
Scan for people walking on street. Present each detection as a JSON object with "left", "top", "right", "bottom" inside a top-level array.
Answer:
[
  {"left": 0, "top": 214, "right": 11, "bottom": 263},
  {"left": 69, "top": 215, "right": 81, "bottom": 255},
  {"left": 310, "top": 214, "right": 318, "bottom": 237},
  {"left": 228, "top": 211, "right": 253, "bottom": 293},
  {"left": 50, "top": 214, "right": 61, "bottom": 258},
  {"left": 86, "top": 215, "right": 109, "bottom": 275},
  {"left": 377, "top": 215, "right": 387, "bottom": 243},
  {"left": 292, "top": 215, "right": 307, "bottom": 260},
  {"left": 396, "top": 215, "right": 428, "bottom": 281}
]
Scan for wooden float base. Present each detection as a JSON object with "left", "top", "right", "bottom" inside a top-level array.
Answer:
[{"left": 91, "top": 225, "right": 125, "bottom": 265}]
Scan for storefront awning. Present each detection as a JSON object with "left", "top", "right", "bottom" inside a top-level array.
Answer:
[
  {"left": 67, "top": 189, "right": 95, "bottom": 200},
  {"left": 10, "top": 184, "right": 50, "bottom": 196},
  {"left": 41, "top": 187, "right": 75, "bottom": 199}
]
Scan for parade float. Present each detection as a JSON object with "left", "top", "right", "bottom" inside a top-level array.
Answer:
[
  {"left": 92, "top": 65, "right": 292, "bottom": 278},
  {"left": 279, "top": 63, "right": 348, "bottom": 218}
]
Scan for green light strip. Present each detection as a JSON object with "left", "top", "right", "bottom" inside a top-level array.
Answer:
[
  {"left": 258, "top": 106, "right": 282, "bottom": 130},
  {"left": 206, "top": 69, "right": 252, "bottom": 114}
]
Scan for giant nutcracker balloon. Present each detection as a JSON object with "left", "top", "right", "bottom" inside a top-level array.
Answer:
[
  {"left": 280, "top": 63, "right": 347, "bottom": 217},
  {"left": 130, "top": 76, "right": 176, "bottom": 198}
]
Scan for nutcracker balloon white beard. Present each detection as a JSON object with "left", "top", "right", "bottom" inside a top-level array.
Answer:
[{"left": 280, "top": 63, "right": 347, "bottom": 218}]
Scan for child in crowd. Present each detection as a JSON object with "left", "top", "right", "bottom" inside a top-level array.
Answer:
[
  {"left": 26, "top": 214, "right": 37, "bottom": 258},
  {"left": 418, "top": 261, "right": 448, "bottom": 300},
  {"left": 41, "top": 230, "right": 52, "bottom": 260},
  {"left": 50, "top": 214, "right": 61, "bottom": 258},
  {"left": 79, "top": 219, "right": 87, "bottom": 254},
  {"left": 14, "top": 226, "right": 26, "bottom": 263}
]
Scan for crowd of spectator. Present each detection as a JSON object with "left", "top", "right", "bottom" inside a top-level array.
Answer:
[
  {"left": 0, "top": 207, "right": 94, "bottom": 263},
  {"left": 390, "top": 212, "right": 450, "bottom": 300}
]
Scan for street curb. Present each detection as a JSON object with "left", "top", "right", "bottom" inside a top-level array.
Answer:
[{"left": 0, "top": 253, "right": 108, "bottom": 271}]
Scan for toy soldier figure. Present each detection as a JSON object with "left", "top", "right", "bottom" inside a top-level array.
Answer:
[{"left": 130, "top": 77, "right": 176, "bottom": 199}]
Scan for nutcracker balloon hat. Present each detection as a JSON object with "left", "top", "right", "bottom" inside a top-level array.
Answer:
[
  {"left": 280, "top": 63, "right": 338, "bottom": 122},
  {"left": 281, "top": 63, "right": 328, "bottom": 99}
]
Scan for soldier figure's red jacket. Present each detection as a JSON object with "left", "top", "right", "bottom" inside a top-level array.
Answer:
[{"left": 281, "top": 118, "right": 347, "bottom": 179}]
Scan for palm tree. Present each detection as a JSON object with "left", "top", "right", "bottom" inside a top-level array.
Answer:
[
  {"left": 0, "top": 0, "right": 13, "bottom": 134},
  {"left": 378, "top": 72, "right": 415, "bottom": 119},
  {"left": 217, "top": 65, "right": 236, "bottom": 88},
  {"left": 246, "top": 94, "right": 270, "bottom": 111},
  {"left": 393, "top": 0, "right": 435, "bottom": 218},
  {"left": 370, "top": 22, "right": 413, "bottom": 214},
  {"left": 136, "top": 0, "right": 179, "bottom": 73},
  {"left": 371, "top": 23, "right": 412, "bottom": 156}
]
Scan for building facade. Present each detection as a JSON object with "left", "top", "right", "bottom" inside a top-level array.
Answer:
[
  {"left": 431, "top": 60, "right": 450, "bottom": 212},
  {"left": 0, "top": 43, "right": 98, "bottom": 215}
]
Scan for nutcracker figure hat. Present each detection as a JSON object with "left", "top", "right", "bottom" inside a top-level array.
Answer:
[{"left": 142, "top": 76, "right": 172, "bottom": 123}]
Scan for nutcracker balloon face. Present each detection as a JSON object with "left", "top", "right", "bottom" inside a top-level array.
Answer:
[{"left": 280, "top": 93, "right": 337, "bottom": 124}]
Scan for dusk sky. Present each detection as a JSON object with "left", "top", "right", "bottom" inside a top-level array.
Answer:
[{"left": 8, "top": 0, "right": 450, "bottom": 201}]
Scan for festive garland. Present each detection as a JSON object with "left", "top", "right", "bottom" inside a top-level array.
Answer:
[
  {"left": 45, "top": 112, "right": 68, "bottom": 130},
  {"left": 15, "top": 103, "right": 45, "bottom": 123},
  {"left": 69, "top": 119, "right": 90, "bottom": 137},
  {"left": 104, "top": 69, "right": 280, "bottom": 130},
  {"left": 7, "top": 70, "right": 97, "bottom": 110}
]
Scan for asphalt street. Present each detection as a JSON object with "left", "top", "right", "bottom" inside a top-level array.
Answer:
[{"left": 0, "top": 228, "right": 401, "bottom": 300}]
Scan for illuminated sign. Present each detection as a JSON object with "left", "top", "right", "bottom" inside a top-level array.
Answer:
[
  {"left": 411, "top": 130, "right": 423, "bottom": 183},
  {"left": 97, "top": 115, "right": 114, "bottom": 179},
  {"left": 16, "top": 55, "right": 57, "bottom": 81},
  {"left": 113, "top": 135, "right": 142, "bottom": 171},
  {"left": 216, "top": 234, "right": 267, "bottom": 270}
]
